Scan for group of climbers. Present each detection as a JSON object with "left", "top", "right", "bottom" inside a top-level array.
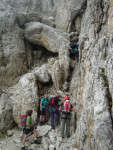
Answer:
[
  {"left": 39, "top": 94, "right": 74, "bottom": 135},
  {"left": 20, "top": 40, "right": 77, "bottom": 150},
  {"left": 21, "top": 94, "right": 74, "bottom": 150},
  {"left": 19, "top": 38, "right": 78, "bottom": 150}
]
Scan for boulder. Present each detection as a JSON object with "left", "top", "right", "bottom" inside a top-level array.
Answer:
[
  {"left": 34, "top": 64, "right": 51, "bottom": 83},
  {"left": 52, "top": 60, "right": 63, "bottom": 90},
  {"left": 37, "top": 125, "right": 51, "bottom": 137},
  {"left": 12, "top": 73, "right": 38, "bottom": 124},
  {"left": 24, "top": 22, "right": 69, "bottom": 53}
]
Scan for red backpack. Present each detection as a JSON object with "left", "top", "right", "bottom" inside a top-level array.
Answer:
[
  {"left": 48, "top": 97, "right": 58, "bottom": 107},
  {"left": 21, "top": 115, "right": 27, "bottom": 127},
  {"left": 62, "top": 100, "right": 71, "bottom": 112}
]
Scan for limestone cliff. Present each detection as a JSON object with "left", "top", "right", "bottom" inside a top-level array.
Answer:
[{"left": 0, "top": 0, "right": 113, "bottom": 150}]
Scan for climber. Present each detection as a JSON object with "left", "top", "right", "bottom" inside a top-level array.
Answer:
[
  {"left": 68, "top": 39, "right": 79, "bottom": 62},
  {"left": 21, "top": 110, "right": 41, "bottom": 150},
  {"left": 40, "top": 93, "right": 49, "bottom": 125},
  {"left": 59, "top": 96, "right": 74, "bottom": 138},
  {"left": 49, "top": 94, "right": 64, "bottom": 129}
]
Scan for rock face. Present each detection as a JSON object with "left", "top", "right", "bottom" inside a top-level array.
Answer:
[
  {"left": 24, "top": 22, "right": 69, "bottom": 53},
  {"left": 0, "top": 89, "right": 14, "bottom": 137},
  {"left": 0, "top": 0, "right": 113, "bottom": 150},
  {"left": 70, "top": 0, "right": 113, "bottom": 149},
  {"left": 0, "top": 13, "right": 28, "bottom": 88}
]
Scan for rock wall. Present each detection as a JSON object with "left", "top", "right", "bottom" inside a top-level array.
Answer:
[
  {"left": 0, "top": 0, "right": 113, "bottom": 149},
  {"left": 70, "top": 0, "right": 113, "bottom": 149}
]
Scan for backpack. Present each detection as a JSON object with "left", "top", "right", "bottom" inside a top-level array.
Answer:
[
  {"left": 71, "top": 48, "right": 78, "bottom": 53},
  {"left": 48, "top": 97, "right": 59, "bottom": 107},
  {"left": 62, "top": 100, "right": 71, "bottom": 112},
  {"left": 70, "top": 42, "right": 79, "bottom": 51},
  {"left": 42, "top": 98, "right": 49, "bottom": 106},
  {"left": 69, "top": 42, "right": 76, "bottom": 48},
  {"left": 21, "top": 115, "right": 27, "bottom": 127}
]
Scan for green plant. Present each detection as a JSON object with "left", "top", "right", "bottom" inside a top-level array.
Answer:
[
  {"left": 103, "top": 52, "right": 108, "bottom": 60},
  {"left": 99, "top": 67, "right": 105, "bottom": 73},
  {"left": 99, "top": 73, "right": 109, "bottom": 87},
  {"left": 100, "top": 73, "right": 107, "bottom": 81},
  {"left": 104, "top": 81, "right": 109, "bottom": 88},
  {"left": 99, "top": 69, "right": 113, "bottom": 128}
]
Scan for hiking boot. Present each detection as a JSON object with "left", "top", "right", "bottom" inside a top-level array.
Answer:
[
  {"left": 40, "top": 121, "right": 45, "bottom": 125},
  {"left": 56, "top": 122, "right": 60, "bottom": 126},
  {"left": 40, "top": 121, "right": 43, "bottom": 125},
  {"left": 51, "top": 127, "right": 55, "bottom": 130},
  {"left": 67, "top": 135, "right": 70, "bottom": 138},
  {"left": 44, "top": 119, "right": 48, "bottom": 123},
  {"left": 34, "top": 140, "right": 41, "bottom": 144},
  {"left": 21, "top": 146, "right": 27, "bottom": 150},
  {"left": 42, "top": 121, "right": 45, "bottom": 125}
]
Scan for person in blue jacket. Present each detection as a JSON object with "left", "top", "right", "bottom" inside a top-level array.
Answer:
[{"left": 68, "top": 40, "right": 79, "bottom": 62}]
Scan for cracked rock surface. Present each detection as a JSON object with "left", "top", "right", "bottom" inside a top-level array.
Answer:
[{"left": 0, "top": 0, "right": 113, "bottom": 150}]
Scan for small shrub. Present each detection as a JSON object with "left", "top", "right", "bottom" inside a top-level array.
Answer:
[
  {"left": 99, "top": 67, "right": 105, "bottom": 73},
  {"left": 100, "top": 73, "right": 107, "bottom": 81},
  {"left": 99, "top": 73, "right": 109, "bottom": 87},
  {"left": 103, "top": 52, "right": 108, "bottom": 60}
]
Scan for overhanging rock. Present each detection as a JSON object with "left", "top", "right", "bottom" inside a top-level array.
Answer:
[{"left": 24, "top": 22, "right": 69, "bottom": 53}]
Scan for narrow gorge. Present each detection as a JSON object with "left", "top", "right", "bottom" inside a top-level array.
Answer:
[{"left": 0, "top": 0, "right": 113, "bottom": 150}]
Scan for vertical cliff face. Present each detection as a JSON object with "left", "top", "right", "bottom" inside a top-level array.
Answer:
[
  {"left": 70, "top": 0, "right": 113, "bottom": 149},
  {"left": 0, "top": 0, "right": 113, "bottom": 149}
]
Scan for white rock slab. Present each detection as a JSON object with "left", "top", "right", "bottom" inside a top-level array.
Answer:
[{"left": 37, "top": 125, "right": 51, "bottom": 137}]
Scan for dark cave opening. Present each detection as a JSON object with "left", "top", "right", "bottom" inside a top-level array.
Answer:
[
  {"left": 30, "top": 42, "right": 58, "bottom": 61},
  {"left": 24, "top": 39, "right": 58, "bottom": 68},
  {"left": 37, "top": 79, "right": 53, "bottom": 96}
]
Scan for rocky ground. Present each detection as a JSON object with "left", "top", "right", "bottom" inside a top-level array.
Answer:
[{"left": 0, "top": 121, "right": 78, "bottom": 150}]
